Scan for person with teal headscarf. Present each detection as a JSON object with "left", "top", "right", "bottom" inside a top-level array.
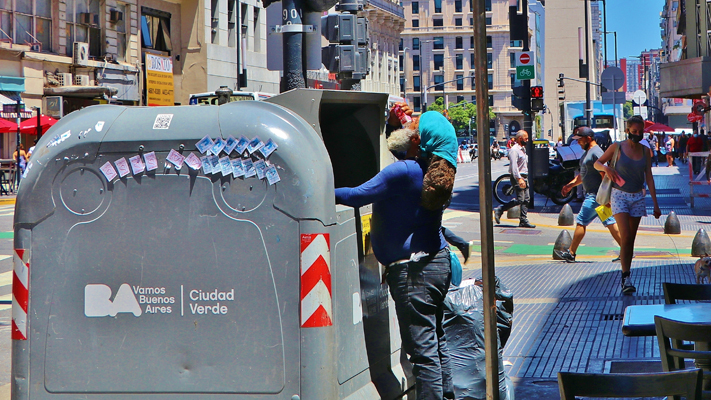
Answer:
[{"left": 418, "top": 111, "right": 459, "bottom": 168}]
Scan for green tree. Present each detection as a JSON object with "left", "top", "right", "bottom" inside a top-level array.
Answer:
[
  {"left": 623, "top": 100, "right": 633, "bottom": 120},
  {"left": 426, "top": 98, "right": 496, "bottom": 135}
]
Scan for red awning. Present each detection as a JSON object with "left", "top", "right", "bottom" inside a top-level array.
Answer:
[
  {"left": 644, "top": 122, "right": 676, "bottom": 133},
  {"left": 19, "top": 115, "right": 57, "bottom": 135},
  {"left": 0, "top": 119, "right": 17, "bottom": 133}
]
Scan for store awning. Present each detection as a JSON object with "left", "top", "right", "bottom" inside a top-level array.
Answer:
[
  {"left": 0, "top": 76, "right": 25, "bottom": 92},
  {"left": 0, "top": 91, "right": 22, "bottom": 105},
  {"left": 44, "top": 86, "right": 118, "bottom": 99}
]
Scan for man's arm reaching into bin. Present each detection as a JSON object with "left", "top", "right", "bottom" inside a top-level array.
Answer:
[{"left": 335, "top": 162, "right": 408, "bottom": 208}]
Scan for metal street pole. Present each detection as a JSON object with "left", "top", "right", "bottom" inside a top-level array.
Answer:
[
  {"left": 473, "top": 0, "right": 498, "bottom": 398},
  {"left": 14, "top": 100, "right": 20, "bottom": 190},
  {"left": 584, "top": 0, "right": 592, "bottom": 127},
  {"left": 519, "top": 0, "right": 534, "bottom": 208},
  {"left": 614, "top": 32, "right": 618, "bottom": 67},
  {"left": 281, "top": 0, "right": 306, "bottom": 91},
  {"left": 402, "top": 47, "right": 409, "bottom": 98},
  {"left": 419, "top": 43, "right": 424, "bottom": 110},
  {"left": 602, "top": 0, "right": 607, "bottom": 69}
]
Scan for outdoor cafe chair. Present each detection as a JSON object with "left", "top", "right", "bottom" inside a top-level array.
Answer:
[
  {"left": 655, "top": 316, "right": 711, "bottom": 399},
  {"left": 557, "top": 369, "right": 703, "bottom": 400},
  {"left": 664, "top": 282, "right": 711, "bottom": 304}
]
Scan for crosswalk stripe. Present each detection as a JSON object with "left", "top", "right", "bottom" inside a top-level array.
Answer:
[
  {"left": 0, "top": 293, "right": 9, "bottom": 311},
  {"left": 0, "top": 212, "right": 13, "bottom": 217},
  {"left": 0, "top": 270, "right": 11, "bottom": 287}
]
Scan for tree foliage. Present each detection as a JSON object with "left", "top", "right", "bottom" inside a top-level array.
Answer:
[
  {"left": 426, "top": 98, "right": 496, "bottom": 134},
  {"left": 623, "top": 100, "right": 634, "bottom": 120}
]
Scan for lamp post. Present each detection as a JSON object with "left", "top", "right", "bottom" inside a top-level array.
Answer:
[
  {"left": 603, "top": 31, "right": 618, "bottom": 67},
  {"left": 418, "top": 39, "right": 433, "bottom": 111},
  {"left": 402, "top": 46, "right": 409, "bottom": 98}
]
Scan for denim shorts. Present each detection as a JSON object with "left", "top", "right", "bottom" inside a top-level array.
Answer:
[
  {"left": 611, "top": 188, "right": 647, "bottom": 218},
  {"left": 577, "top": 193, "right": 616, "bottom": 227}
]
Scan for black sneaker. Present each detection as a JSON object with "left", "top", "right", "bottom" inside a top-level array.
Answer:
[
  {"left": 621, "top": 276, "right": 636, "bottom": 294},
  {"left": 456, "top": 242, "right": 471, "bottom": 263},
  {"left": 494, "top": 207, "right": 502, "bottom": 224},
  {"left": 554, "top": 249, "right": 576, "bottom": 263},
  {"left": 519, "top": 221, "right": 536, "bottom": 228}
]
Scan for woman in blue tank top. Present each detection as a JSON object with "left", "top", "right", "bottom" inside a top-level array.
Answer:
[{"left": 594, "top": 115, "right": 661, "bottom": 294}]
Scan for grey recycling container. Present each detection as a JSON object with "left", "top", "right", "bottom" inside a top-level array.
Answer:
[{"left": 12, "top": 89, "right": 414, "bottom": 400}]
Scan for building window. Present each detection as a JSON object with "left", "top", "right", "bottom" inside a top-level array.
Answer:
[
  {"left": 455, "top": 0, "right": 462, "bottom": 12},
  {"left": 253, "top": 6, "right": 262, "bottom": 52},
  {"left": 412, "top": 19, "right": 419, "bottom": 27},
  {"left": 433, "top": 36, "right": 444, "bottom": 49},
  {"left": 400, "top": 77, "right": 405, "bottom": 93},
  {"left": 486, "top": 36, "right": 492, "bottom": 48},
  {"left": 486, "top": 17, "right": 492, "bottom": 25},
  {"left": 488, "top": 73, "right": 493, "bottom": 90},
  {"left": 413, "top": 37, "right": 420, "bottom": 50},
  {"left": 471, "top": 95, "right": 476, "bottom": 104},
  {"left": 399, "top": 55, "right": 403, "bottom": 71},
  {"left": 455, "top": 37, "right": 462, "bottom": 49},
  {"left": 489, "top": 95, "right": 494, "bottom": 106},
  {"left": 400, "top": 38, "right": 403, "bottom": 51},
  {"left": 455, "top": 53, "right": 463, "bottom": 70},
  {"left": 210, "top": 0, "right": 218, "bottom": 43},
  {"left": 414, "top": 75, "right": 421, "bottom": 92},
  {"left": 470, "top": 72, "right": 475, "bottom": 89},
  {"left": 141, "top": 7, "right": 172, "bottom": 55},
  {"left": 510, "top": 73, "right": 516, "bottom": 86},
  {"left": 470, "top": 53, "right": 475, "bottom": 68},
  {"left": 412, "top": 1, "right": 419, "bottom": 13},
  {"left": 470, "top": 0, "right": 473, "bottom": 12},
  {"left": 455, "top": 18, "right": 462, "bottom": 26},
  {"left": 0, "top": 0, "right": 52, "bottom": 52},
  {"left": 414, "top": 96, "right": 421, "bottom": 112},
  {"left": 114, "top": 3, "right": 129, "bottom": 61},
  {"left": 470, "top": 17, "right": 473, "bottom": 26},
  {"left": 456, "top": 74, "right": 463, "bottom": 90},
  {"left": 487, "top": 53, "right": 492, "bottom": 69},
  {"left": 434, "top": 53, "right": 444, "bottom": 70},
  {"left": 434, "top": 0, "right": 442, "bottom": 13},
  {"left": 486, "top": 0, "right": 491, "bottom": 11},
  {"left": 433, "top": 18, "right": 443, "bottom": 26},
  {"left": 470, "top": 36, "right": 473, "bottom": 48},
  {"left": 413, "top": 54, "right": 420, "bottom": 71},
  {"left": 510, "top": 52, "right": 516, "bottom": 68},
  {"left": 227, "top": 0, "right": 237, "bottom": 47},
  {"left": 66, "top": 0, "right": 104, "bottom": 57},
  {"left": 457, "top": 95, "right": 465, "bottom": 103},
  {"left": 434, "top": 75, "right": 444, "bottom": 91},
  {"left": 510, "top": 39, "right": 523, "bottom": 47}
]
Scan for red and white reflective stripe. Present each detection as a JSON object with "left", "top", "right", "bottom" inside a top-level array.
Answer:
[
  {"left": 12, "top": 249, "right": 29, "bottom": 340},
  {"left": 300, "top": 234, "right": 332, "bottom": 328}
]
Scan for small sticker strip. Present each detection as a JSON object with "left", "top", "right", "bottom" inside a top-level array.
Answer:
[
  {"left": 211, "top": 138, "right": 226, "bottom": 156},
  {"left": 254, "top": 159, "right": 267, "bottom": 180},
  {"left": 247, "top": 137, "right": 264, "bottom": 154},
  {"left": 100, "top": 161, "right": 118, "bottom": 181},
  {"left": 196, "top": 135, "right": 214, "bottom": 154},
  {"left": 242, "top": 159, "right": 256, "bottom": 177},
  {"left": 114, "top": 157, "right": 131, "bottom": 178},
  {"left": 153, "top": 114, "right": 173, "bottom": 129},
  {"left": 184, "top": 153, "right": 202, "bottom": 170},
  {"left": 265, "top": 164, "right": 281, "bottom": 185},
  {"left": 128, "top": 155, "right": 145, "bottom": 175},
  {"left": 235, "top": 136, "right": 249, "bottom": 154},
  {"left": 224, "top": 136, "right": 238, "bottom": 155},
  {"left": 219, "top": 157, "right": 233, "bottom": 176},
  {"left": 201, "top": 156, "right": 212, "bottom": 174},
  {"left": 260, "top": 139, "right": 278, "bottom": 158},
  {"left": 231, "top": 159, "right": 244, "bottom": 178},
  {"left": 144, "top": 151, "right": 159, "bottom": 171},
  {"left": 166, "top": 149, "right": 186, "bottom": 169},
  {"left": 209, "top": 155, "right": 220, "bottom": 172},
  {"left": 95, "top": 121, "right": 105, "bottom": 132}
]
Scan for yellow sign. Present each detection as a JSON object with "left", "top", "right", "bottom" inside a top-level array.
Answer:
[
  {"left": 361, "top": 214, "right": 372, "bottom": 254},
  {"left": 145, "top": 53, "right": 174, "bottom": 106}
]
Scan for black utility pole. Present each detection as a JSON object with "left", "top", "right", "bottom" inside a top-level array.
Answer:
[
  {"left": 584, "top": 0, "right": 592, "bottom": 126},
  {"left": 282, "top": 0, "right": 307, "bottom": 91},
  {"left": 602, "top": 0, "right": 607, "bottom": 69},
  {"left": 14, "top": 100, "right": 21, "bottom": 189}
]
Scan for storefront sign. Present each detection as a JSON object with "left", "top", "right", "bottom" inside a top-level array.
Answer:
[{"left": 145, "top": 53, "right": 174, "bottom": 106}]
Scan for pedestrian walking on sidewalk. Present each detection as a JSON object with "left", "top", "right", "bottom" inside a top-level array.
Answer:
[
  {"left": 647, "top": 133, "right": 659, "bottom": 167},
  {"left": 554, "top": 127, "right": 622, "bottom": 263},
  {"left": 494, "top": 130, "right": 536, "bottom": 228},
  {"left": 594, "top": 116, "right": 662, "bottom": 294}
]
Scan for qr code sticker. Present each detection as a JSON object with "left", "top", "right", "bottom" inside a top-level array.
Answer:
[{"left": 153, "top": 114, "right": 174, "bottom": 129}]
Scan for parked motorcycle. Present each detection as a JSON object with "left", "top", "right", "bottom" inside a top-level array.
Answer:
[{"left": 493, "top": 158, "right": 576, "bottom": 205}]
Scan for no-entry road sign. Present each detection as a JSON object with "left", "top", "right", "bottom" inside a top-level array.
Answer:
[{"left": 515, "top": 51, "right": 535, "bottom": 80}]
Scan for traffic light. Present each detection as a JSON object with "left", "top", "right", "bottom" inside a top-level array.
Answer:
[
  {"left": 557, "top": 73, "right": 566, "bottom": 101},
  {"left": 512, "top": 86, "right": 529, "bottom": 111},
  {"left": 321, "top": 12, "right": 370, "bottom": 79},
  {"left": 531, "top": 98, "right": 544, "bottom": 111},
  {"left": 530, "top": 86, "right": 543, "bottom": 99}
]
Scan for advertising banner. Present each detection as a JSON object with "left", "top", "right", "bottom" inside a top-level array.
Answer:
[{"left": 145, "top": 53, "right": 174, "bottom": 106}]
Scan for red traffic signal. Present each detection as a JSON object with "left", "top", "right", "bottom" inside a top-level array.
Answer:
[{"left": 531, "top": 86, "right": 543, "bottom": 99}]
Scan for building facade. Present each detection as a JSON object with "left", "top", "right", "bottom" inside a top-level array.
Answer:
[
  {"left": 361, "top": 0, "right": 406, "bottom": 95},
  {"left": 660, "top": 0, "right": 694, "bottom": 128},
  {"left": 398, "top": 0, "right": 545, "bottom": 139}
]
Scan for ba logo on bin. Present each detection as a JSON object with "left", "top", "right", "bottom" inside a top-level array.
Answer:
[{"left": 85, "top": 284, "right": 142, "bottom": 317}]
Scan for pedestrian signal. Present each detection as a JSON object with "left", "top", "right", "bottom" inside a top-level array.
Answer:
[{"left": 531, "top": 86, "right": 543, "bottom": 99}]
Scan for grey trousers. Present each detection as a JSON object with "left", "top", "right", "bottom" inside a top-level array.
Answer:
[{"left": 500, "top": 176, "right": 530, "bottom": 223}]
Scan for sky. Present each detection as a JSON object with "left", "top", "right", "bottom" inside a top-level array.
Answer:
[{"left": 603, "top": 0, "right": 666, "bottom": 60}]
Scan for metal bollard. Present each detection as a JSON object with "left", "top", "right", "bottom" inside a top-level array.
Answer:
[
  {"left": 663, "top": 211, "right": 681, "bottom": 235},
  {"left": 691, "top": 228, "right": 711, "bottom": 257},
  {"left": 558, "top": 204, "right": 575, "bottom": 226},
  {"left": 553, "top": 230, "right": 573, "bottom": 260}
]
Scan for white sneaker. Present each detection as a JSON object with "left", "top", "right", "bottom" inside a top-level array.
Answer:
[{"left": 621, "top": 276, "right": 636, "bottom": 294}]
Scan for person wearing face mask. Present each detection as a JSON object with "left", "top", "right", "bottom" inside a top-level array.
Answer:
[
  {"left": 594, "top": 116, "right": 662, "bottom": 294},
  {"left": 494, "top": 130, "right": 536, "bottom": 228},
  {"left": 554, "top": 127, "right": 622, "bottom": 263}
]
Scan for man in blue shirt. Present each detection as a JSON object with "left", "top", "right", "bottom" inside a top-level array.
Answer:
[{"left": 335, "top": 109, "right": 455, "bottom": 400}]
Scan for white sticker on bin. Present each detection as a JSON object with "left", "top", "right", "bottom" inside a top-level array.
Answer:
[
  {"left": 224, "top": 136, "right": 238, "bottom": 155},
  {"left": 143, "top": 151, "right": 159, "bottom": 171},
  {"left": 242, "top": 158, "right": 256, "bottom": 177},
  {"left": 201, "top": 156, "right": 212, "bottom": 174},
  {"left": 219, "top": 157, "right": 233, "bottom": 176},
  {"left": 100, "top": 161, "right": 118, "bottom": 181},
  {"left": 254, "top": 159, "right": 267, "bottom": 180},
  {"left": 265, "top": 164, "right": 281, "bottom": 185},
  {"left": 211, "top": 138, "right": 226, "bottom": 156},
  {"left": 153, "top": 114, "right": 173, "bottom": 129},
  {"left": 166, "top": 149, "right": 185, "bottom": 169},
  {"left": 196, "top": 135, "right": 214, "bottom": 154},
  {"left": 231, "top": 159, "right": 244, "bottom": 178},
  {"left": 114, "top": 158, "right": 131, "bottom": 178},
  {"left": 184, "top": 153, "right": 202, "bottom": 170},
  {"left": 235, "top": 136, "right": 249, "bottom": 154},
  {"left": 128, "top": 155, "right": 145, "bottom": 175},
  {"left": 260, "top": 139, "right": 278, "bottom": 158},
  {"left": 208, "top": 155, "right": 220, "bottom": 172},
  {"left": 247, "top": 137, "right": 264, "bottom": 154}
]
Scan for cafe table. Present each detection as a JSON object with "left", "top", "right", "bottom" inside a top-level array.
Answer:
[{"left": 622, "top": 303, "right": 711, "bottom": 391}]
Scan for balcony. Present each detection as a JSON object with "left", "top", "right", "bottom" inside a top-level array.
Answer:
[
  {"left": 365, "top": 0, "right": 405, "bottom": 20},
  {"left": 659, "top": 56, "right": 711, "bottom": 98}
]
